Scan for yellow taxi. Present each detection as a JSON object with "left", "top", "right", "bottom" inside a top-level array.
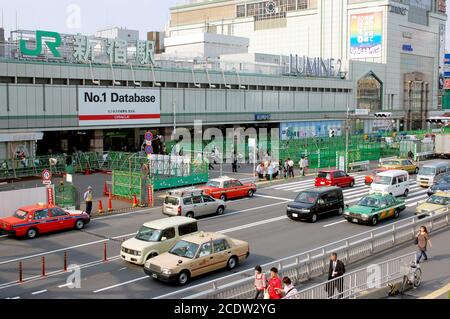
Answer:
[
  {"left": 380, "top": 158, "right": 419, "bottom": 174},
  {"left": 415, "top": 191, "right": 450, "bottom": 219},
  {"left": 144, "top": 232, "right": 250, "bottom": 285}
]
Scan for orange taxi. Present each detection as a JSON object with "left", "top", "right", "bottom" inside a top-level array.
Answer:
[{"left": 198, "top": 177, "right": 256, "bottom": 201}]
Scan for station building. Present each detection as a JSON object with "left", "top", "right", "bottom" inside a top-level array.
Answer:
[{"left": 0, "top": 0, "right": 447, "bottom": 159}]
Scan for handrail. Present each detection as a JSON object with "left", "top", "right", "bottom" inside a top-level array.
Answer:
[{"left": 154, "top": 206, "right": 449, "bottom": 299}]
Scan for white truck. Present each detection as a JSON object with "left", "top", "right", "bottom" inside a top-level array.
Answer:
[{"left": 434, "top": 134, "right": 450, "bottom": 158}]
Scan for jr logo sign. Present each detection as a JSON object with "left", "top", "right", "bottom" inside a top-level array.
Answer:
[{"left": 19, "top": 30, "right": 62, "bottom": 57}]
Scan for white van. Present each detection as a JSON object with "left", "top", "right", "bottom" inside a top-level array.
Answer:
[
  {"left": 416, "top": 161, "right": 450, "bottom": 187},
  {"left": 120, "top": 216, "right": 198, "bottom": 265},
  {"left": 370, "top": 170, "right": 410, "bottom": 197}
]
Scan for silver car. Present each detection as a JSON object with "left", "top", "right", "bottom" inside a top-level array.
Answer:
[{"left": 162, "top": 188, "right": 226, "bottom": 218}]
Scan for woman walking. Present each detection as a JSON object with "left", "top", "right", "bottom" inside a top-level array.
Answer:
[
  {"left": 415, "top": 226, "right": 432, "bottom": 263},
  {"left": 254, "top": 265, "right": 266, "bottom": 299}
]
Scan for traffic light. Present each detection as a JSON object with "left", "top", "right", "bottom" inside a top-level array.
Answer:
[
  {"left": 374, "top": 112, "right": 392, "bottom": 118},
  {"left": 329, "top": 129, "right": 335, "bottom": 138}
]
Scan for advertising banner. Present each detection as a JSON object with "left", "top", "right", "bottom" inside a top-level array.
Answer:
[
  {"left": 349, "top": 12, "right": 383, "bottom": 59},
  {"left": 78, "top": 88, "right": 160, "bottom": 126},
  {"left": 280, "top": 120, "right": 343, "bottom": 140}
]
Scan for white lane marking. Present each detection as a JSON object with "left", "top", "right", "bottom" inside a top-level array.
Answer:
[
  {"left": 218, "top": 215, "right": 288, "bottom": 234},
  {"left": 200, "top": 200, "right": 290, "bottom": 221},
  {"left": 58, "top": 283, "right": 72, "bottom": 288},
  {"left": 93, "top": 276, "right": 148, "bottom": 293},
  {"left": 406, "top": 195, "right": 429, "bottom": 207},
  {"left": 274, "top": 175, "right": 366, "bottom": 191},
  {"left": 268, "top": 178, "right": 315, "bottom": 189},
  {"left": 253, "top": 194, "right": 292, "bottom": 201},
  {"left": 323, "top": 220, "right": 347, "bottom": 228},
  {"left": 0, "top": 256, "right": 121, "bottom": 291},
  {"left": 31, "top": 289, "right": 47, "bottom": 295},
  {"left": 8, "top": 296, "right": 21, "bottom": 299},
  {"left": 93, "top": 207, "right": 160, "bottom": 221},
  {"left": 119, "top": 267, "right": 127, "bottom": 271}
]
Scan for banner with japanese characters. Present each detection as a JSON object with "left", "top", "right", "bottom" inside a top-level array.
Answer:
[
  {"left": 349, "top": 12, "right": 383, "bottom": 59},
  {"left": 78, "top": 88, "right": 161, "bottom": 126}
]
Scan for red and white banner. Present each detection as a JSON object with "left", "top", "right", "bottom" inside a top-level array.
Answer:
[
  {"left": 78, "top": 88, "right": 160, "bottom": 126},
  {"left": 46, "top": 186, "right": 55, "bottom": 205}
]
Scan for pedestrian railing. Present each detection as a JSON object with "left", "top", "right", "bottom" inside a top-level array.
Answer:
[
  {"left": 155, "top": 206, "right": 449, "bottom": 299},
  {"left": 285, "top": 252, "right": 417, "bottom": 299}
]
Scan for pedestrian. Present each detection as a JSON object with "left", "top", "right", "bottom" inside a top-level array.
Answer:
[
  {"left": 256, "top": 162, "right": 264, "bottom": 179},
  {"left": 254, "top": 265, "right": 266, "bottom": 299},
  {"left": 278, "top": 276, "right": 298, "bottom": 299},
  {"left": 325, "top": 252, "right": 345, "bottom": 298},
  {"left": 299, "top": 156, "right": 306, "bottom": 177},
  {"left": 232, "top": 152, "right": 238, "bottom": 173},
  {"left": 415, "top": 226, "right": 432, "bottom": 263},
  {"left": 408, "top": 150, "right": 414, "bottom": 161},
  {"left": 304, "top": 156, "right": 309, "bottom": 175},
  {"left": 83, "top": 186, "right": 94, "bottom": 216},
  {"left": 266, "top": 267, "right": 283, "bottom": 299},
  {"left": 287, "top": 158, "right": 295, "bottom": 178},
  {"left": 283, "top": 159, "right": 289, "bottom": 178},
  {"left": 267, "top": 161, "right": 274, "bottom": 180}
]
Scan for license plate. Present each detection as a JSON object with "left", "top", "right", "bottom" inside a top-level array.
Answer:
[
  {"left": 352, "top": 218, "right": 359, "bottom": 223},
  {"left": 320, "top": 182, "right": 325, "bottom": 185},
  {"left": 152, "top": 274, "right": 157, "bottom": 279},
  {"left": 292, "top": 213, "right": 298, "bottom": 218}
]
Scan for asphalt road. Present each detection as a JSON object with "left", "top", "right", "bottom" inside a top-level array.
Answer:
[{"left": 0, "top": 160, "right": 448, "bottom": 299}]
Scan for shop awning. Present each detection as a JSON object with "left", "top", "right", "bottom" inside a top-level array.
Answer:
[{"left": 0, "top": 132, "right": 44, "bottom": 142}]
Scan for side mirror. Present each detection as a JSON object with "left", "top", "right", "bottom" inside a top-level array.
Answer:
[
  {"left": 161, "top": 237, "right": 167, "bottom": 241},
  {"left": 178, "top": 260, "right": 183, "bottom": 265}
]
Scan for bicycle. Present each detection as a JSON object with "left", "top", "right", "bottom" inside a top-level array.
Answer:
[{"left": 399, "top": 261, "right": 422, "bottom": 295}]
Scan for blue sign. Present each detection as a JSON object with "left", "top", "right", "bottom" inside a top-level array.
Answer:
[
  {"left": 255, "top": 113, "right": 271, "bottom": 121},
  {"left": 402, "top": 44, "right": 413, "bottom": 52},
  {"left": 145, "top": 145, "right": 153, "bottom": 154},
  {"left": 445, "top": 54, "right": 450, "bottom": 65},
  {"left": 145, "top": 132, "right": 153, "bottom": 141}
]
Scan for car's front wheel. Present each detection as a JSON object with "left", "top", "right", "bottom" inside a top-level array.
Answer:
[
  {"left": 349, "top": 180, "right": 355, "bottom": 187},
  {"left": 75, "top": 219, "right": 85, "bottom": 230},
  {"left": 371, "top": 215, "right": 378, "bottom": 226},
  {"left": 186, "top": 212, "right": 194, "bottom": 219},
  {"left": 177, "top": 271, "right": 190, "bottom": 286},
  {"left": 247, "top": 189, "right": 254, "bottom": 198},
  {"left": 404, "top": 189, "right": 409, "bottom": 198},
  {"left": 414, "top": 168, "right": 419, "bottom": 174},
  {"left": 393, "top": 209, "right": 400, "bottom": 219},
  {"left": 337, "top": 207, "right": 344, "bottom": 216}
]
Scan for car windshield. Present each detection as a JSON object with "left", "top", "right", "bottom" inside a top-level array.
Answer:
[
  {"left": 135, "top": 226, "right": 162, "bottom": 242},
  {"left": 164, "top": 196, "right": 179, "bottom": 205},
  {"left": 295, "top": 192, "right": 318, "bottom": 204},
  {"left": 358, "top": 197, "right": 380, "bottom": 208},
  {"left": 382, "top": 160, "right": 399, "bottom": 166},
  {"left": 206, "top": 181, "right": 220, "bottom": 187},
  {"left": 169, "top": 240, "right": 199, "bottom": 259},
  {"left": 317, "top": 172, "right": 330, "bottom": 179},
  {"left": 13, "top": 210, "right": 28, "bottom": 220},
  {"left": 418, "top": 167, "right": 436, "bottom": 176},
  {"left": 373, "top": 175, "right": 392, "bottom": 185},
  {"left": 426, "top": 195, "right": 448, "bottom": 205}
]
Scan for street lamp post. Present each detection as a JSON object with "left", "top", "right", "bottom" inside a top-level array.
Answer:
[{"left": 345, "top": 96, "right": 350, "bottom": 173}]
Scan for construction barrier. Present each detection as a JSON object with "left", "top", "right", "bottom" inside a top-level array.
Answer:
[{"left": 54, "top": 184, "right": 80, "bottom": 210}]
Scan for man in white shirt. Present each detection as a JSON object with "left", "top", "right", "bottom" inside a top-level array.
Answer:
[{"left": 326, "top": 252, "right": 346, "bottom": 298}]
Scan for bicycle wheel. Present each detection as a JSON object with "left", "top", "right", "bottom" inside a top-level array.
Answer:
[{"left": 413, "top": 268, "right": 422, "bottom": 288}]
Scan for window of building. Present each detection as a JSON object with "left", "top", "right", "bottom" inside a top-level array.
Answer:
[
  {"left": 357, "top": 72, "right": 382, "bottom": 111},
  {"left": 237, "top": 5, "right": 246, "bottom": 17},
  {"left": 297, "top": 0, "right": 309, "bottom": 10}
]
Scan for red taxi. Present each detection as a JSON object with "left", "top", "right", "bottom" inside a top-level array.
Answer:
[
  {"left": 198, "top": 177, "right": 256, "bottom": 201},
  {"left": 364, "top": 168, "right": 391, "bottom": 185},
  {"left": 0, "top": 204, "right": 90, "bottom": 239},
  {"left": 315, "top": 170, "right": 355, "bottom": 188}
]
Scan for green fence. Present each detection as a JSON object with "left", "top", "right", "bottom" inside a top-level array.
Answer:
[
  {"left": 55, "top": 184, "right": 80, "bottom": 209},
  {"left": 1, "top": 154, "right": 66, "bottom": 180},
  {"left": 151, "top": 163, "right": 209, "bottom": 191},
  {"left": 112, "top": 170, "right": 147, "bottom": 203}
]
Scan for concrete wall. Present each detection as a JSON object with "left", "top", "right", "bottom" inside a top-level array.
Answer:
[{"left": 0, "top": 187, "right": 49, "bottom": 217}]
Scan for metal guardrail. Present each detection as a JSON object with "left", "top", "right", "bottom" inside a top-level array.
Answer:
[
  {"left": 155, "top": 206, "right": 449, "bottom": 299},
  {"left": 286, "top": 252, "right": 417, "bottom": 299}
]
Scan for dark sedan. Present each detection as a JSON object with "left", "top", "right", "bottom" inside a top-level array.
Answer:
[{"left": 427, "top": 174, "right": 450, "bottom": 196}]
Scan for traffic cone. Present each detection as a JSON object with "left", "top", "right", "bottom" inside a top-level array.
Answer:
[
  {"left": 108, "top": 193, "right": 113, "bottom": 212},
  {"left": 84, "top": 167, "right": 91, "bottom": 175},
  {"left": 98, "top": 200, "right": 104, "bottom": 214},
  {"left": 103, "top": 181, "right": 109, "bottom": 196},
  {"left": 132, "top": 194, "right": 138, "bottom": 208}
]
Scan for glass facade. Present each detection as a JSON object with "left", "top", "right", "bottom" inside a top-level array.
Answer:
[{"left": 357, "top": 73, "right": 382, "bottom": 111}]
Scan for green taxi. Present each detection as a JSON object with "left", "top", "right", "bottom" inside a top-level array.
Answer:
[{"left": 344, "top": 193, "right": 406, "bottom": 226}]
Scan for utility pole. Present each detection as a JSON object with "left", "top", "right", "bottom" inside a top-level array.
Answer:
[{"left": 345, "top": 95, "right": 350, "bottom": 173}]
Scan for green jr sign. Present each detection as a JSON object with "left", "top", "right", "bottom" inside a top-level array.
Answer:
[{"left": 19, "top": 30, "right": 62, "bottom": 57}]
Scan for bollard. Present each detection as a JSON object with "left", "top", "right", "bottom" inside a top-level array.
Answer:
[
  {"left": 42, "top": 256, "right": 46, "bottom": 277},
  {"left": 103, "top": 242, "right": 107, "bottom": 262},
  {"left": 18, "top": 261, "right": 23, "bottom": 283},
  {"left": 64, "top": 252, "right": 68, "bottom": 272}
]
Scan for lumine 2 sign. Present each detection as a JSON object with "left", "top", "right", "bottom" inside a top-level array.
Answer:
[
  {"left": 285, "top": 55, "right": 344, "bottom": 78},
  {"left": 18, "top": 30, "right": 155, "bottom": 65}
]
